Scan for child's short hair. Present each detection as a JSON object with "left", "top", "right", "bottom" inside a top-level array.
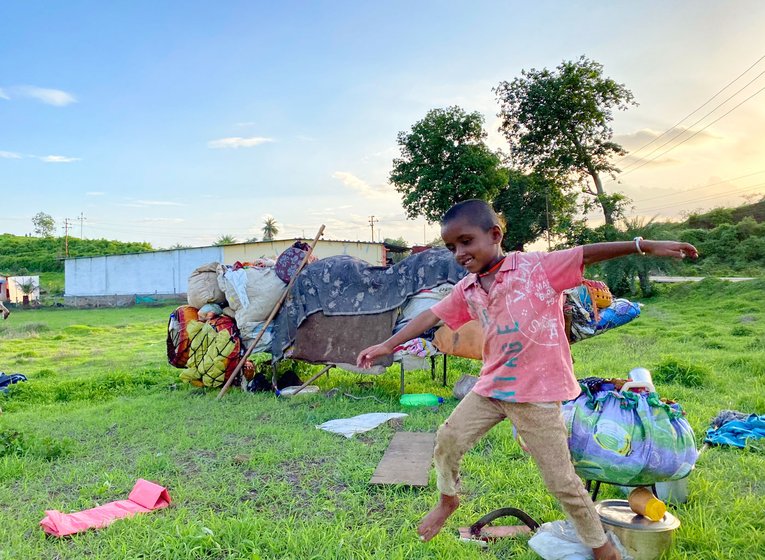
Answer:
[{"left": 441, "top": 199, "right": 502, "bottom": 232}]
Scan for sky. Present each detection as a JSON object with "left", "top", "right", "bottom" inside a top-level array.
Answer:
[{"left": 2, "top": 1, "right": 765, "bottom": 249}]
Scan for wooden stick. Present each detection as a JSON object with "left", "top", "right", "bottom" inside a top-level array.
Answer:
[
  {"left": 216, "top": 225, "right": 325, "bottom": 400},
  {"left": 287, "top": 364, "right": 334, "bottom": 396}
]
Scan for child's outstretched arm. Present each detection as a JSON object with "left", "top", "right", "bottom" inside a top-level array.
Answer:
[
  {"left": 356, "top": 309, "right": 441, "bottom": 368},
  {"left": 582, "top": 239, "right": 698, "bottom": 265}
]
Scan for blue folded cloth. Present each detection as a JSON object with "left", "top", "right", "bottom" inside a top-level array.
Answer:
[{"left": 704, "top": 411, "right": 765, "bottom": 449}]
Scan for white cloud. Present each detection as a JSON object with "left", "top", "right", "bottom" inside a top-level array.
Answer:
[
  {"left": 39, "top": 155, "right": 80, "bottom": 163},
  {"left": 331, "top": 171, "right": 396, "bottom": 199},
  {"left": 208, "top": 136, "right": 274, "bottom": 149},
  {"left": 0, "top": 150, "right": 22, "bottom": 159},
  {"left": 86, "top": 191, "right": 105, "bottom": 196},
  {"left": 16, "top": 86, "right": 77, "bottom": 106},
  {"left": 235, "top": 122, "right": 257, "bottom": 127},
  {"left": 0, "top": 88, "right": 9, "bottom": 100}
]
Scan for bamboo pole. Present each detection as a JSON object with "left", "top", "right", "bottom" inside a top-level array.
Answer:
[
  {"left": 286, "top": 364, "right": 334, "bottom": 396},
  {"left": 216, "top": 225, "right": 325, "bottom": 400}
]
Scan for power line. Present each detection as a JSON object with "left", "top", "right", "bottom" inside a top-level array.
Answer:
[
  {"left": 629, "top": 169, "right": 765, "bottom": 205},
  {"left": 620, "top": 83, "right": 765, "bottom": 177},
  {"left": 634, "top": 181, "right": 765, "bottom": 214},
  {"left": 617, "top": 53, "right": 765, "bottom": 163}
]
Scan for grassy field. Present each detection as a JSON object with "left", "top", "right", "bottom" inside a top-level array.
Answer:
[{"left": 1, "top": 279, "right": 764, "bottom": 559}]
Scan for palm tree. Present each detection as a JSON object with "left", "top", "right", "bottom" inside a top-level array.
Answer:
[
  {"left": 262, "top": 217, "right": 279, "bottom": 241},
  {"left": 214, "top": 234, "right": 237, "bottom": 246}
]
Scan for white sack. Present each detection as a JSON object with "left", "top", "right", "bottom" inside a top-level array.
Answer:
[
  {"left": 187, "top": 262, "right": 226, "bottom": 308},
  {"left": 218, "top": 266, "right": 287, "bottom": 323}
]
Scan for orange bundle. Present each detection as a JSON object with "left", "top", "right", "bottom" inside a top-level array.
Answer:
[{"left": 583, "top": 279, "right": 612, "bottom": 309}]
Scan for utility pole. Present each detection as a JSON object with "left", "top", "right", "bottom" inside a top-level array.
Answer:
[
  {"left": 368, "top": 216, "right": 379, "bottom": 242},
  {"left": 62, "top": 218, "right": 72, "bottom": 257},
  {"left": 77, "top": 212, "right": 86, "bottom": 239}
]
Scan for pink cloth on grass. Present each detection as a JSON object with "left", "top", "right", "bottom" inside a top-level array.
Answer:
[{"left": 40, "top": 479, "right": 171, "bottom": 537}]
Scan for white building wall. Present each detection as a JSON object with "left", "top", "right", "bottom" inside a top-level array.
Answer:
[{"left": 65, "top": 247, "right": 223, "bottom": 296}]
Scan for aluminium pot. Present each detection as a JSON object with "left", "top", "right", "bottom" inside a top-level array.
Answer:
[{"left": 596, "top": 500, "right": 680, "bottom": 560}]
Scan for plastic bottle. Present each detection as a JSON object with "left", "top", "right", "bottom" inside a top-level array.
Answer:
[
  {"left": 628, "top": 486, "right": 667, "bottom": 521},
  {"left": 399, "top": 393, "right": 444, "bottom": 407}
]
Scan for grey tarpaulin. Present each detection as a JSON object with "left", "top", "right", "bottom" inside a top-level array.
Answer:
[{"left": 271, "top": 248, "right": 467, "bottom": 360}]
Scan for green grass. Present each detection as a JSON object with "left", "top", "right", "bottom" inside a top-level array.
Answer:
[{"left": 1, "top": 280, "right": 764, "bottom": 559}]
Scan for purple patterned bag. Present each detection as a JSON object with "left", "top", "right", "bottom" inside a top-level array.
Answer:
[{"left": 275, "top": 241, "right": 316, "bottom": 284}]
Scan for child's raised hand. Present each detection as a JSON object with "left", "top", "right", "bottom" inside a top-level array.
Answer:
[
  {"left": 357, "top": 343, "right": 392, "bottom": 368},
  {"left": 644, "top": 240, "right": 698, "bottom": 260}
]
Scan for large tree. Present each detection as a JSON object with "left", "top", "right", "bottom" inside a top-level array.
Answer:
[
  {"left": 32, "top": 212, "right": 56, "bottom": 237},
  {"left": 493, "top": 170, "right": 577, "bottom": 251},
  {"left": 390, "top": 106, "right": 508, "bottom": 223},
  {"left": 494, "top": 56, "right": 636, "bottom": 225}
]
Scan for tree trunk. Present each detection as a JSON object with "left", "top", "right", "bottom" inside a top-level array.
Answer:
[
  {"left": 638, "top": 270, "right": 652, "bottom": 298},
  {"left": 568, "top": 133, "right": 614, "bottom": 225},
  {"left": 590, "top": 171, "right": 614, "bottom": 226}
]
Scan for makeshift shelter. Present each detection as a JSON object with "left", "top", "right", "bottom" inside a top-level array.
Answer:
[{"left": 168, "top": 245, "right": 641, "bottom": 390}]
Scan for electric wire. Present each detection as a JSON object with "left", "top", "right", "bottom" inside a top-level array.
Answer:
[
  {"left": 619, "top": 83, "right": 765, "bottom": 177},
  {"left": 616, "top": 54, "right": 765, "bottom": 164}
]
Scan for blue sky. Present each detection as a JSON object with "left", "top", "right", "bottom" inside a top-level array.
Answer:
[{"left": 2, "top": 1, "right": 765, "bottom": 248}]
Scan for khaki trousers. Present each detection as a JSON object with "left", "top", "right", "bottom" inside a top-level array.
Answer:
[{"left": 433, "top": 391, "right": 607, "bottom": 548}]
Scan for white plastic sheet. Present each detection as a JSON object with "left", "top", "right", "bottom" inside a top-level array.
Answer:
[
  {"left": 316, "top": 413, "right": 408, "bottom": 438},
  {"left": 528, "top": 521, "right": 633, "bottom": 560}
]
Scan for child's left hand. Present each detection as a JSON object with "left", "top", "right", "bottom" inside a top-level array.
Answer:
[{"left": 643, "top": 240, "right": 698, "bottom": 259}]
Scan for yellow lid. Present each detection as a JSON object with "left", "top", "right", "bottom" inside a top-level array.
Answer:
[{"left": 644, "top": 498, "right": 667, "bottom": 522}]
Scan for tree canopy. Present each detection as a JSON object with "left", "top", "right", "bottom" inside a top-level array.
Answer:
[
  {"left": 390, "top": 106, "right": 508, "bottom": 223},
  {"left": 494, "top": 56, "right": 636, "bottom": 225},
  {"left": 32, "top": 212, "right": 56, "bottom": 237},
  {"left": 493, "top": 170, "right": 577, "bottom": 251}
]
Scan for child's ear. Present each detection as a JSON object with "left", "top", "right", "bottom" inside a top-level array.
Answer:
[{"left": 490, "top": 225, "right": 503, "bottom": 243}]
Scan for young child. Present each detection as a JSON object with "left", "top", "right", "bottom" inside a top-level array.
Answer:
[{"left": 357, "top": 199, "right": 698, "bottom": 560}]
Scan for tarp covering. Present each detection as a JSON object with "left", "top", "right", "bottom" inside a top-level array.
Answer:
[{"left": 270, "top": 248, "right": 466, "bottom": 360}]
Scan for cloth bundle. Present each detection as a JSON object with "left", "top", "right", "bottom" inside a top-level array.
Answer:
[
  {"left": 704, "top": 410, "right": 765, "bottom": 449},
  {"left": 180, "top": 316, "right": 242, "bottom": 387},
  {"left": 562, "top": 379, "right": 698, "bottom": 485}
]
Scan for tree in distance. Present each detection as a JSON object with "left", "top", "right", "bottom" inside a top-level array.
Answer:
[
  {"left": 262, "top": 217, "right": 279, "bottom": 241},
  {"left": 494, "top": 56, "right": 636, "bottom": 226},
  {"left": 390, "top": 106, "right": 508, "bottom": 223},
  {"left": 32, "top": 212, "right": 56, "bottom": 237},
  {"left": 214, "top": 234, "right": 237, "bottom": 246}
]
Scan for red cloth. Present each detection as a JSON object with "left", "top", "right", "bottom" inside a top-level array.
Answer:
[{"left": 40, "top": 479, "right": 171, "bottom": 537}]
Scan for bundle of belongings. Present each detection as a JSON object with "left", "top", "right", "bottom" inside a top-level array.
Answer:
[
  {"left": 562, "top": 377, "right": 698, "bottom": 485},
  {"left": 166, "top": 304, "right": 243, "bottom": 388},
  {"left": 167, "top": 245, "right": 645, "bottom": 386},
  {"left": 563, "top": 279, "right": 641, "bottom": 343}
]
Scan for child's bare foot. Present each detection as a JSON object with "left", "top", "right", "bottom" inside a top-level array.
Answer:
[
  {"left": 593, "top": 539, "right": 621, "bottom": 560},
  {"left": 417, "top": 494, "right": 459, "bottom": 542}
]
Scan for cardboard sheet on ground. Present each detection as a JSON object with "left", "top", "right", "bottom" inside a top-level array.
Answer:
[
  {"left": 40, "top": 479, "right": 171, "bottom": 537},
  {"left": 316, "top": 412, "right": 407, "bottom": 438},
  {"left": 370, "top": 431, "right": 436, "bottom": 487}
]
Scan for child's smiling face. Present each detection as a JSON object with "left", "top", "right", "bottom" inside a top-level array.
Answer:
[{"left": 441, "top": 218, "right": 503, "bottom": 274}]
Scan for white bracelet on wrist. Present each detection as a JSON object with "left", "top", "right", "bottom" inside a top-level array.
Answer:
[{"left": 634, "top": 236, "right": 646, "bottom": 256}]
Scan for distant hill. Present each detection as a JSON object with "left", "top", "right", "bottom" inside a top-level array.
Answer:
[{"left": 0, "top": 234, "right": 154, "bottom": 274}]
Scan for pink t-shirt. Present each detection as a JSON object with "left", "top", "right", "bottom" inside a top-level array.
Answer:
[{"left": 431, "top": 247, "right": 584, "bottom": 403}]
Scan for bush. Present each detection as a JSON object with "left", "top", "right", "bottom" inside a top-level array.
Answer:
[
  {"left": 652, "top": 356, "right": 709, "bottom": 387},
  {"left": 731, "top": 325, "right": 755, "bottom": 337}
]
